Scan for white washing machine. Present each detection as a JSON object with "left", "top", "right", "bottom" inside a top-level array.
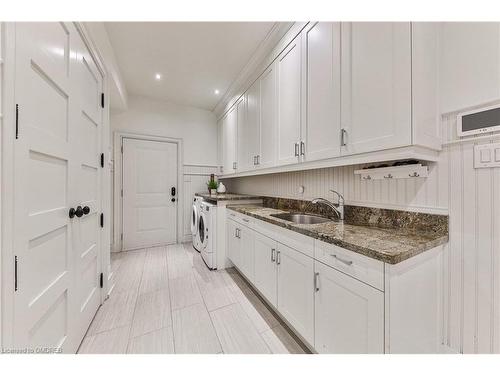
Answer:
[
  {"left": 197, "top": 200, "right": 217, "bottom": 270},
  {"left": 191, "top": 196, "right": 204, "bottom": 252}
]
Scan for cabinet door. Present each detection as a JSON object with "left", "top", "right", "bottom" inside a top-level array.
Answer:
[
  {"left": 302, "top": 22, "right": 341, "bottom": 162},
  {"left": 245, "top": 80, "right": 261, "bottom": 170},
  {"left": 277, "top": 36, "right": 302, "bottom": 166},
  {"left": 259, "top": 63, "right": 277, "bottom": 169},
  {"left": 236, "top": 95, "right": 247, "bottom": 172},
  {"left": 238, "top": 226, "right": 255, "bottom": 283},
  {"left": 254, "top": 231, "right": 278, "bottom": 307},
  {"left": 314, "top": 261, "right": 384, "bottom": 353},
  {"left": 341, "top": 22, "right": 411, "bottom": 155},
  {"left": 277, "top": 243, "right": 314, "bottom": 344},
  {"left": 226, "top": 220, "right": 240, "bottom": 267},
  {"left": 222, "top": 105, "right": 237, "bottom": 174}
]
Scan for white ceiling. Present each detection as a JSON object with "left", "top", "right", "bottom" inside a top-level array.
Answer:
[{"left": 105, "top": 22, "right": 277, "bottom": 111}]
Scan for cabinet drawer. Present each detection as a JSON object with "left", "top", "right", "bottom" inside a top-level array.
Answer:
[
  {"left": 226, "top": 210, "right": 254, "bottom": 228},
  {"left": 314, "top": 240, "right": 384, "bottom": 291}
]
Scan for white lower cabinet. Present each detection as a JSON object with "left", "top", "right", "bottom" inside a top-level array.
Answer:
[
  {"left": 276, "top": 243, "right": 315, "bottom": 344},
  {"left": 253, "top": 231, "right": 278, "bottom": 307},
  {"left": 239, "top": 225, "right": 255, "bottom": 283},
  {"left": 314, "top": 260, "right": 384, "bottom": 353},
  {"left": 226, "top": 219, "right": 241, "bottom": 268}
]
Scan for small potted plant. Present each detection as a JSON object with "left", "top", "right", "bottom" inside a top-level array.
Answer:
[{"left": 207, "top": 179, "right": 218, "bottom": 196}]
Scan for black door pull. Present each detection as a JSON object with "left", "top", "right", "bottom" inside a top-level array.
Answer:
[
  {"left": 75, "top": 206, "right": 84, "bottom": 218},
  {"left": 171, "top": 187, "right": 176, "bottom": 196}
]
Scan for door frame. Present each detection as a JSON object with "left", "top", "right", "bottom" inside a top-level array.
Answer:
[
  {"left": 0, "top": 22, "right": 110, "bottom": 349},
  {"left": 113, "top": 131, "right": 184, "bottom": 252}
]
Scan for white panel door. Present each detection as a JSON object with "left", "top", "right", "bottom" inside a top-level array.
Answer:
[
  {"left": 259, "top": 63, "right": 277, "bottom": 169},
  {"left": 302, "top": 22, "right": 341, "bottom": 162},
  {"left": 277, "top": 35, "right": 302, "bottom": 166},
  {"left": 253, "top": 231, "right": 278, "bottom": 307},
  {"left": 122, "top": 138, "right": 177, "bottom": 250},
  {"left": 341, "top": 22, "right": 411, "bottom": 155},
  {"left": 235, "top": 95, "right": 248, "bottom": 172},
  {"left": 12, "top": 22, "right": 103, "bottom": 353},
  {"left": 277, "top": 243, "right": 314, "bottom": 344},
  {"left": 314, "top": 261, "right": 384, "bottom": 353},
  {"left": 72, "top": 27, "right": 104, "bottom": 345},
  {"left": 226, "top": 220, "right": 240, "bottom": 267}
]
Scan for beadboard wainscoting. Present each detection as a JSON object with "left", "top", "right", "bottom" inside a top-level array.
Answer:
[
  {"left": 182, "top": 164, "right": 218, "bottom": 242},
  {"left": 222, "top": 108, "right": 500, "bottom": 354}
]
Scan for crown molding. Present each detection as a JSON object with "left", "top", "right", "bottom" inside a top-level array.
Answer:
[{"left": 213, "top": 22, "right": 301, "bottom": 119}]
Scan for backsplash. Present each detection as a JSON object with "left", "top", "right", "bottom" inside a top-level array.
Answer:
[{"left": 262, "top": 196, "right": 448, "bottom": 235}]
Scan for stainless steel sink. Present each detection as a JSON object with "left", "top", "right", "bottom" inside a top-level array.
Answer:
[{"left": 270, "top": 212, "right": 332, "bottom": 224}]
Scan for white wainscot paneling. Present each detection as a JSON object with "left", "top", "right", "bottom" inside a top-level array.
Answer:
[{"left": 222, "top": 110, "right": 500, "bottom": 354}]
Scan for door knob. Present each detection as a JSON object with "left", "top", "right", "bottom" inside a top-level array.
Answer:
[
  {"left": 69, "top": 207, "right": 76, "bottom": 218},
  {"left": 83, "top": 206, "right": 90, "bottom": 215},
  {"left": 75, "top": 206, "right": 84, "bottom": 218},
  {"left": 171, "top": 198, "right": 176, "bottom": 202}
]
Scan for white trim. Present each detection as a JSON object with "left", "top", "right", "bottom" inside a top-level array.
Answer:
[
  {"left": 113, "top": 131, "right": 184, "bottom": 252},
  {"left": 219, "top": 145, "right": 440, "bottom": 180}
]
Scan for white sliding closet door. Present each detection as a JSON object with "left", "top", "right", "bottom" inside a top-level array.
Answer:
[
  {"left": 12, "top": 22, "right": 104, "bottom": 353},
  {"left": 122, "top": 138, "right": 178, "bottom": 250}
]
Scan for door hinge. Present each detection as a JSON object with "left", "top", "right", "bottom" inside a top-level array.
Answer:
[
  {"left": 100, "top": 153, "right": 104, "bottom": 168},
  {"left": 100, "top": 213, "right": 104, "bottom": 228},
  {"left": 99, "top": 272, "right": 104, "bottom": 288},
  {"left": 15, "top": 104, "right": 19, "bottom": 139},
  {"left": 14, "top": 255, "right": 18, "bottom": 291},
  {"left": 101, "top": 93, "right": 105, "bottom": 109}
]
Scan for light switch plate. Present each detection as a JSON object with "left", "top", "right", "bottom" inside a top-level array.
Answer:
[{"left": 474, "top": 143, "right": 500, "bottom": 168}]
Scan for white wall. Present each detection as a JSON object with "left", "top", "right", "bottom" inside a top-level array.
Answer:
[
  {"left": 111, "top": 95, "right": 218, "bottom": 248},
  {"left": 222, "top": 23, "right": 500, "bottom": 353}
]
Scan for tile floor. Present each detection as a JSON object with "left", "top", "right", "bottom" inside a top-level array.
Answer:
[{"left": 77, "top": 243, "right": 309, "bottom": 354}]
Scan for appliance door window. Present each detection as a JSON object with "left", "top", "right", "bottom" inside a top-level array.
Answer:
[{"left": 198, "top": 215, "right": 206, "bottom": 245}]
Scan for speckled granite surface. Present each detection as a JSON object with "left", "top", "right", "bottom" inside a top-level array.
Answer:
[
  {"left": 195, "top": 192, "right": 263, "bottom": 202},
  {"left": 227, "top": 204, "right": 449, "bottom": 264}
]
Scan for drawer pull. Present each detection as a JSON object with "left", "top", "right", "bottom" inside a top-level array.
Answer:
[
  {"left": 314, "top": 272, "right": 320, "bottom": 292},
  {"left": 276, "top": 250, "right": 281, "bottom": 265},
  {"left": 242, "top": 218, "right": 250, "bottom": 223},
  {"left": 271, "top": 248, "right": 276, "bottom": 262},
  {"left": 330, "top": 254, "right": 353, "bottom": 266}
]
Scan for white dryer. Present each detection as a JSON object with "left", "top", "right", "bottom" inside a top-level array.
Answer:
[
  {"left": 197, "top": 200, "right": 217, "bottom": 270},
  {"left": 191, "top": 196, "right": 204, "bottom": 252}
]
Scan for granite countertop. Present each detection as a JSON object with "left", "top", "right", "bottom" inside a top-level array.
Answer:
[
  {"left": 227, "top": 204, "right": 449, "bottom": 264},
  {"left": 195, "top": 192, "right": 263, "bottom": 201}
]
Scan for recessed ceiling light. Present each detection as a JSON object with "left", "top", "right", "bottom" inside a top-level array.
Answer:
[
  {"left": 155, "top": 73, "right": 162, "bottom": 80},
  {"left": 214, "top": 89, "right": 220, "bottom": 95}
]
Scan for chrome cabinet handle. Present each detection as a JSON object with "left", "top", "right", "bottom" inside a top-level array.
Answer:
[
  {"left": 294, "top": 142, "right": 299, "bottom": 157},
  {"left": 341, "top": 128, "right": 347, "bottom": 146},
  {"left": 233, "top": 162, "right": 237, "bottom": 170},
  {"left": 330, "top": 254, "right": 353, "bottom": 266},
  {"left": 300, "top": 141, "right": 305, "bottom": 156},
  {"left": 242, "top": 218, "right": 249, "bottom": 223},
  {"left": 256, "top": 155, "right": 260, "bottom": 165},
  {"left": 271, "top": 248, "right": 276, "bottom": 262},
  {"left": 276, "top": 250, "right": 281, "bottom": 265},
  {"left": 314, "top": 272, "right": 320, "bottom": 292}
]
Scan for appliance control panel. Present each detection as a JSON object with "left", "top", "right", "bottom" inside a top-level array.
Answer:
[{"left": 474, "top": 142, "right": 500, "bottom": 168}]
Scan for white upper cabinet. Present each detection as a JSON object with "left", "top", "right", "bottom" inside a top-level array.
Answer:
[
  {"left": 314, "top": 260, "right": 384, "bottom": 354},
  {"left": 277, "top": 36, "right": 302, "bottom": 166},
  {"left": 222, "top": 105, "right": 237, "bottom": 175},
  {"left": 302, "top": 22, "right": 341, "bottom": 162},
  {"left": 340, "top": 22, "right": 412, "bottom": 156},
  {"left": 259, "top": 63, "right": 277, "bottom": 169},
  {"left": 245, "top": 79, "right": 261, "bottom": 171}
]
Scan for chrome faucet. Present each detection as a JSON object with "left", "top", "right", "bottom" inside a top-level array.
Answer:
[{"left": 311, "top": 190, "right": 345, "bottom": 221}]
